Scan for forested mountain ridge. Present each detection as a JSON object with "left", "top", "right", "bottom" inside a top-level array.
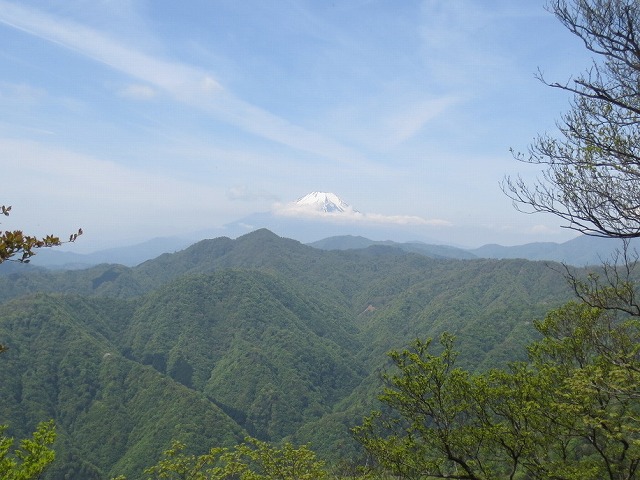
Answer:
[
  {"left": 308, "top": 235, "right": 478, "bottom": 260},
  {"left": 22, "top": 228, "right": 636, "bottom": 271},
  {"left": 0, "top": 229, "right": 576, "bottom": 478},
  {"left": 0, "top": 293, "right": 246, "bottom": 479}
]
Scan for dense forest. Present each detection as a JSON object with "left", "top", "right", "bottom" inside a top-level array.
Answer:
[
  {"left": 0, "top": 228, "right": 578, "bottom": 478},
  {"left": 4, "top": 0, "right": 640, "bottom": 478}
]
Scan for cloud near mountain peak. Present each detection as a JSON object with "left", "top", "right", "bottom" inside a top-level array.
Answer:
[{"left": 271, "top": 192, "right": 451, "bottom": 227}]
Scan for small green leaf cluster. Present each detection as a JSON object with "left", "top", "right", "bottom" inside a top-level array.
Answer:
[
  {"left": 0, "top": 421, "right": 56, "bottom": 480},
  {"left": 115, "top": 436, "right": 329, "bottom": 480},
  {"left": 0, "top": 205, "right": 81, "bottom": 264}
]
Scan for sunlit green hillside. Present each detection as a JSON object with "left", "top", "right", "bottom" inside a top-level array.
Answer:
[{"left": 0, "top": 229, "right": 574, "bottom": 478}]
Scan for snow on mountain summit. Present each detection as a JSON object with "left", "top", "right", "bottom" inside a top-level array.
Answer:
[
  {"left": 269, "top": 191, "right": 435, "bottom": 229},
  {"left": 295, "top": 192, "right": 359, "bottom": 214}
]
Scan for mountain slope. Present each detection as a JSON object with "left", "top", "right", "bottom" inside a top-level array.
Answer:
[
  {"left": 309, "top": 235, "right": 477, "bottom": 259},
  {"left": 471, "top": 235, "right": 637, "bottom": 266},
  {"left": 124, "top": 270, "right": 365, "bottom": 439},
  {"left": 0, "top": 229, "right": 581, "bottom": 476},
  {"left": 27, "top": 236, "right": 193, "bottom": 269},
  {"left": 0, "top": 294, "right": 245, "bottom": 479}
]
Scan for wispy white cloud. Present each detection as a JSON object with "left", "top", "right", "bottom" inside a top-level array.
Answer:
[
  {"left": 417, "top": 0, "right": 520, "bottom": 88},
  {"left": 118, "top": 83, "right": 156, "bottom": 100},
  {"left": 0, "top": 81, "right": 82, "bottom": 136},
  {"left": 491, "top": 221, "right": 567, "bottom": 240},
  {"left": 0, "top": 1, "right": 369, "bottom": 167},
  {"left": 226, "top": 186, "right": 280, "bottom": 203},
  {"left": 385, "top": 96, "right": 460, "bottom": 145},
  {"left": 0, "top": 1, "right": 582, "bottom": 248},
  {"left": 529, "top": 224, "right": 558, "bottom": 235},
  {"left": 272, "top": 201, "right": 451, "bottom": 227},
  {"left": 0, "top": 137, "right": 232, "bottom": 245},
  {"left": 0, "top": 81, "right": 46, "bottom": 103},
  {"left": 319, "top": 93, "right": 460, "bottom": 152}
]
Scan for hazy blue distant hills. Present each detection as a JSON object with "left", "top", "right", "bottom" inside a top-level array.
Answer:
[
  {"left": 16, "top": 189, "right": 633, "bottom": 271},
  {"left": 222, "top": 210, "right": 449, "bottom": 245},
  {"left": 19, "top": 225, "right": 640, "bottom": 271},
  {"left": 310, "top": 234, "right": 640, "bottom": 266},
  {"left": 309, "top": 235, "right": 477, "bottom": 260},
  {"left": 26, "top": 236, "right": 193, "bottom": 269},
  {"left": 470, "top": 235, "right": 638, "bottom": 266}
]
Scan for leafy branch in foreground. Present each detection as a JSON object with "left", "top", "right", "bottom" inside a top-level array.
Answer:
[
  {"left": 0, "top": 421, "right": 56, "bottom": 480},
  {"left": 503, "top": 0, "right": 640, "bottom": 239},
  {"left": 114, "top": 436, "right": 329, "bottom": 480},
  {"left": 0, "top": 205, "right": 82, "bottom": 264},
  {"left": 354, "top": 302, "right": 640, "bottom": 480},
  {"left": 0, "top": 204, "right": 81, "bottom": 354}
]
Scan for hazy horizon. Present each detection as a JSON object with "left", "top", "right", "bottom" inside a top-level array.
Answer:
[{"left": 0, "top": 1, "right": 591, "bottom": 251}]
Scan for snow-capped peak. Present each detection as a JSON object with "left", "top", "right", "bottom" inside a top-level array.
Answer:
[{"left": 295, "top": 192, "right": 359, "bottom": 214}]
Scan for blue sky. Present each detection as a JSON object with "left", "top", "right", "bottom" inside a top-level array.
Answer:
[{"left": 0, "top": 1, "right": 592, "bottom": 251}]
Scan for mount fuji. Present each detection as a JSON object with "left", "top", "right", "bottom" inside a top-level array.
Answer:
[
  {"left": 25, "top": 190, "right": 633, "bottom": 269},
  {"left": 293, "top": 192, "right": 360, "bottom": 214},
  {"left": 221, "top": 191, "right": 433, "bottom": 243}
]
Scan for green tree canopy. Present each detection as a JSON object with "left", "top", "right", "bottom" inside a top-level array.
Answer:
[
  {"left": 0, "top": 421, "right": 56, "bottom": 480},
  {"left": 114, "top": 436, "right": 330, "bottom": 480},
  {"left": 354, "top": 302, "right": 640, "bottom": 479},
  {"left": 0, "top": 204, "right": 79, "bottom": 479},
  {"left": 0, "top": 204, "right": 81, "bottom": 354}
]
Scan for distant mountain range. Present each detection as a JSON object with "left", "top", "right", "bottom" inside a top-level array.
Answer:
[
  {"left": 309, "top": 235, "right": 477, "bottom": 260},
  {"left": 22, "top": 192, "right": 637, "bottom": 270},
  {"left": 0, "top": 228, "right": 575, "bottom": 478},
  {"left": 26, "top": 236, "right": 194, "bottom": 269},
  {"left": 469, "top": 234, "right": 637, "bottom": 266},
  {"left": 312, "top": 233, "right": 636, "bottom": 266},
  {"left": 221, "top": 190, "right": 464, "bottom": 244},
  {"left": 27, "top": 230, "right": 635, "bottom": 270}
]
